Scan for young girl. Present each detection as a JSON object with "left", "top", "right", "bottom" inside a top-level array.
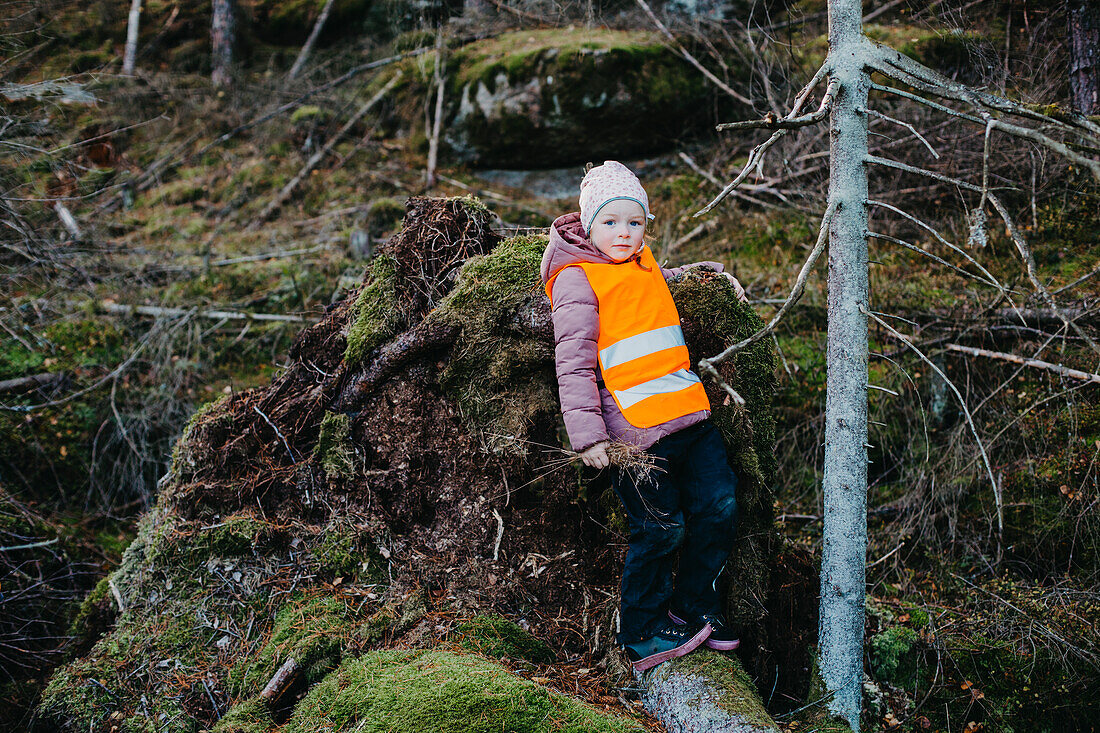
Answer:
[{"left": 540, "top": 161, "right": 747, "bottom": 672}]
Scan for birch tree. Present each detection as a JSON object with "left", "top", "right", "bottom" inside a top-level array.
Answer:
[
  {"left": 122, "top": 0, "right": 142, "bottom": 75},
  {"left": 693, "top": 1, "right": 1100, "bottom": 729}
]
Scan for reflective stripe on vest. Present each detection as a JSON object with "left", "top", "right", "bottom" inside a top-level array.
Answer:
[
  {"left": 613, "top": 369, "right": 702, "bottom": 409},
  {"left": 545, "top": 245, "right": 710, "bottom": 428},
  {"left": 599, "top": 324, "right": 686, "bottom": 370}
]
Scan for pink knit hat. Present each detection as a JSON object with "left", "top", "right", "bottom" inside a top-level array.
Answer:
[{"left": 579, "top": 161, "right": 654, "bottom": 234}]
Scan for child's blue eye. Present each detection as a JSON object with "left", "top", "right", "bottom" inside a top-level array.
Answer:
[{"left": 630, "top": 221, "right": 641, "bottom": 227}]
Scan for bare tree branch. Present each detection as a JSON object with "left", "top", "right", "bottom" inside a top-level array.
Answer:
[
  {"left": 701, "top": 198, "right": 836, "bottom": 372},
  {"left": 867, "top": 231, "right": 1003, "bottom": 290},
  {"left": 945, "top": 343, "right": 1100, "bottom": 384},
  {"left": 101, "top": 302, "right": 311, "bottom": 324},
  {"left": 717, "top": 78, "right": 838, "bottom": 131},
  {"left": 862, "top": 307, "right": 1002, "bottom": 542},
  {"left": 872, "top": 40, "right": 1100, "bottom": 138},
  {"left": 696, "top": 63, "right": 832, "bottom": 216},
  {"left": 865, "top": 108, "right": 939, "bottom": 158},
  {"left": 866, "top": 199, "right": 1013, "bottom": 303},
  {"left": 633, "top": 0, "right": 754, "bottom": 106}
]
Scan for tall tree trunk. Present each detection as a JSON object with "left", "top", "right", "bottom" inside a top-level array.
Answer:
[
  {"left": 122, "top": 0, "right": 142, "bottom": 75},
  {"left": 820, "top": 0, "right": 870, "bottom": 730},
  {"left": 1068, "top": 0, "right": 1100, "bottom": 115},
  {"left": 211, "top": 0, "right": 236, "bottom": 88}
]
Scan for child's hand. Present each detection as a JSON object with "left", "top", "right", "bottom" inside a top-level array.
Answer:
[
  {"left": 579, "top": 441, "right": 610, "bottom": 469},
  {"left": 722, "top": 272, "right": 749, "bottom": 303}
]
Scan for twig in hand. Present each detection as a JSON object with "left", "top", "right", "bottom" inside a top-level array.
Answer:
[{"left": 558, "top": 441, "right": 665, "bottom": 484}]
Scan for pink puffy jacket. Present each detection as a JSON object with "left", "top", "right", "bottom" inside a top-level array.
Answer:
[{"left": 540, "top": 212, "right": 724, "bottom": 452}]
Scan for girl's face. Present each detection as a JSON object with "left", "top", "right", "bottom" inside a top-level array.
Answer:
[{"left": 589, "top": 199, "right": 646, "bottom": 262}]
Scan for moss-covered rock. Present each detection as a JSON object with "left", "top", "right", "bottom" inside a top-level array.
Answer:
[
  {"left": 428, "top": 29, "right": 739, "bottom": 167},
  {"left": 283, "top": 649, "right": 643, "bottom": 733}
]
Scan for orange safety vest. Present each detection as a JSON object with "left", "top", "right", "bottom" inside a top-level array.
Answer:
[{"left": 545, "top": 246, "right": 711, "bottom": 428}]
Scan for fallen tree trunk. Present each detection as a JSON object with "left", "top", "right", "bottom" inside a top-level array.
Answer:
[
  {"left": 640, "top": 651, "right": 781, "bottom": 733},
  {"left": 0, "top": 372, "right": 66, "bottom": 395}
]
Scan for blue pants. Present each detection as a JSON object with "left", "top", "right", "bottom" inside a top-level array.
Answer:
[{"left": 612, "top": 420, "right": 739, "bottom": 644}]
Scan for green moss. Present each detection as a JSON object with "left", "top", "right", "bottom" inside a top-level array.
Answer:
[
  {"left": 41, "top": 611, "right": 210, "bottom": 732},
  {"left": 434, "top": 233, "right": 557, "bottom": 447},
  {"left": 314, "top": 412, "right": 356, "bottom": 480},
  {"left": 283, "top": 649, "right": 643, "bottom": 733},
  {"left": 146, "top": 512, "right": 283, "bottom": 566},
  {"left": 313, "top": 520, "right": 385, "bottom": 581},
  {"left": 455, "top": 615, "right": 554, "bottom": 664},
  {"left": 228, "top": 596, "right": 354, "bottom": 698},
  {"left": 344, "top": 253, "right": 400, "bottom": 366},
  {"left": 67, "top": 577, "right": 114, "bottom": 644},
  {"left": 290, "top": 104, "right": 327, "bottom": 124},
  {"left": 441, "top": 233, "right": 544, "bottom": 310},
  {"left": 449, "top": 29, "right": 657, "bottom": 88},
  {"left": 869, "top": 626, "right": 920, "bottom": 685},
  {"left": 365, "top": 197, "right": 406, "bottom": 237},
  {"left": 211, "top": 696, "right": 274, "bottom": 733}
]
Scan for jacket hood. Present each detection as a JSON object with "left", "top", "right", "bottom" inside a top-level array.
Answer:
[{"left": 540, "top": 212, "right": 624, "bottom": 284}]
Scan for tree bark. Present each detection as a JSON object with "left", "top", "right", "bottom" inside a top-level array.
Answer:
[
  {"left": 211, "top": 0, "right": 236, "bottom": 88},
  {"left": 819, "top": 0, "right": 870, "bottom": 730},
  {"left": 123, "top": 0, "right": 142, "bottom": 75},
  {"left": 1068, "top": 0, "right": 1100, "bottom": 115}
]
